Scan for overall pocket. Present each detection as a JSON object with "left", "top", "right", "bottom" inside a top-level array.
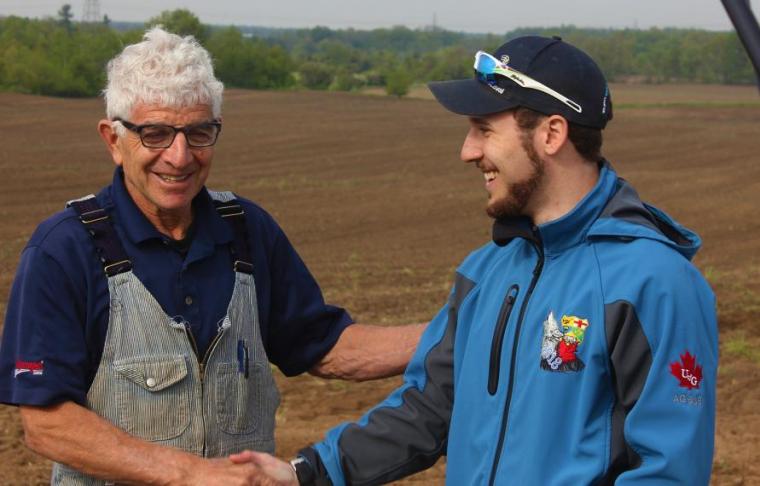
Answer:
[
  {"left": 113, "top": 355, "right": 191, "bottom": 441},
  {"left": 215, "top": 361, "right": 279, "bottom": 437}
]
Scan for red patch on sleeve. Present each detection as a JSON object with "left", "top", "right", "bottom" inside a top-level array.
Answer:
[
  {"left": 669, "top": 351, "right": 702, "bottom": 390},
  {"left": 14, "top": 360, "right": 44, "bottom": 378}
]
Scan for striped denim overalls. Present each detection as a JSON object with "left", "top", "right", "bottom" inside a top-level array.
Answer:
[{"left": 52, "top": 191, "right": 280, "bottom": 485}]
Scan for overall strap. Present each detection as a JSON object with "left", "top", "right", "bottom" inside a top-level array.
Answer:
[
  {"left": 67, "top": 195, "right": 133, "bottom": 277},
  {"left": 208, "top": 191, "right": 254, "bottom": 274}
]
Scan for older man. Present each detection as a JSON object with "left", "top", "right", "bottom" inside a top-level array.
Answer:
[
  {"left": 241, "top": 35, "right": 718, "bottom": 485},
  {"left": 0, "top": 28, "right": 423, "bottom": 485}
]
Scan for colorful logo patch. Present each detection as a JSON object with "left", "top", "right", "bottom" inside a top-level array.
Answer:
[
  {"left": 540, "top": 312, "right": 589, "bottom": 372},
  {"left": 669, "top": 351, "right": 702, "bottom": 390},
  {"left": 14, "top": 360, "right": 44, "bottom": 378}
]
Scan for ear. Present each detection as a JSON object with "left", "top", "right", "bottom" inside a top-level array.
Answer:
[
  {"left": 536, "top": 115, "right": 570, "bottom": 157},
  {"left": 97, "top": 119, "right": 124, "bottom": 166}
]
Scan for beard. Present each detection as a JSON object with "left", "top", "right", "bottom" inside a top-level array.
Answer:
[{"left": 486, "top": 136, "right": 545, "bottom": 220}]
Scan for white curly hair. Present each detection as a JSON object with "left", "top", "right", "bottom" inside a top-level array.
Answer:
[{"left": 103, "top": 27, "right": 223, "bottom": 126}]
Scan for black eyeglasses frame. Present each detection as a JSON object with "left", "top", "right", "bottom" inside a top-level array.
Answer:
[{"left": 113, "top": 118, "right": 222, "bottom": 149}]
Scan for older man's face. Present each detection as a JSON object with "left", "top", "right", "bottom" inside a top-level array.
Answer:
[{"left": 101, "top": 103, "right": 215, "bottom": 229}]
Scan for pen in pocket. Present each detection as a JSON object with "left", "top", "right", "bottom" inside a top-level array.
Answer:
[{"left": 237, "top": 339, "right": 249, "bottom": 378}]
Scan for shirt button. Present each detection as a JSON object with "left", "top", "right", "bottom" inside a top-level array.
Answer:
[
  {"left": 146, "top": 377, "right": 156, "bottom": 388},
  {"left": 185, "top": 296, "right": 193, "bottom": 305}
]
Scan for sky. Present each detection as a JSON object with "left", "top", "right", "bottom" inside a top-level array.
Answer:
[{"left": 0, "top": 0, "right": 755, "bottom": 33}]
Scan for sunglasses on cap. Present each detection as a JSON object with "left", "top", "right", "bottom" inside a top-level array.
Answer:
[{"left": 473, "top": 50, "right": 582, "bottom": 114}]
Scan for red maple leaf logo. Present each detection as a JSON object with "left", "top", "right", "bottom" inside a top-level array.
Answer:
[{"left": 669, "top": 351, "right": 703, "bottom": 390}]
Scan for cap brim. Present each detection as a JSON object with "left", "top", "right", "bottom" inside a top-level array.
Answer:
[{"left": 427, "top": 78, "right": 520, "bottom": 116}]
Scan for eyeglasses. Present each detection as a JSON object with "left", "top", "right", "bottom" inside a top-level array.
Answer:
[
  {"left": 113, "top": 118, "right": 222, "bottom": 148},
  {"left": 473, "top": 50, "right": 582, "bottom": 114}
]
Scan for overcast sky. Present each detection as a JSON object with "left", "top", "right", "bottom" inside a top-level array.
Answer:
[{"left": 1, "top": 0, "right": 754, "bottom": 33}]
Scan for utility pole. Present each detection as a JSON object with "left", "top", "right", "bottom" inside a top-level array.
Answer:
[{"left": 82, "top": 0, "right": 101, "bottom": 23}]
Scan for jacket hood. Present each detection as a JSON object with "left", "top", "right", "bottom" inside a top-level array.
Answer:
[{"left": 588, "top": 177, "right": 701, "bottom": 260}]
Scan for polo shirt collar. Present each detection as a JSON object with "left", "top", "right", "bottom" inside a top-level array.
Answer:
[{"left": 108, "top": 168, "right": 233, "bottom": 249}]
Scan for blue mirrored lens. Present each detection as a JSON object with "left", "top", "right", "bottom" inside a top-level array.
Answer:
[
  {"left": 475, "top": 72, "right": 498, "bottom": 85},
  {"left": 475, "top": 54, "right": 497, "bottom": 74}
]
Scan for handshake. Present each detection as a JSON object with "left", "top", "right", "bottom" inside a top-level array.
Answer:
[{"left": 191, "top": 451, "right": 302, "bottom": 486}]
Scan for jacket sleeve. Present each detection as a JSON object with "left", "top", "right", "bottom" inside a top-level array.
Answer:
[
  {"left": 603, "top": 259, "right": 717, "bottom": 485},
  {"left": 306, "top": 273, "right": 476, "bottom": 486}
]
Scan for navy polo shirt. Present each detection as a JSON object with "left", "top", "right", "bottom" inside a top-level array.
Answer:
[{"left": 0, "top": 168, "right": 352, "bottom": 407}]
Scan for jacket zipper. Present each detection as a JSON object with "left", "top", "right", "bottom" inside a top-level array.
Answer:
[
  {"left": 488, "top": 241, "right": 545, "bottom": 486},
  {"left": 488, "top": 284, "right": 520, "bottom": 395}
]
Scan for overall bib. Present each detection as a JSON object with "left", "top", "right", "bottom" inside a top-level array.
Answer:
[{"left": 52, "top": 192, "right": 280, "bottom": 485}]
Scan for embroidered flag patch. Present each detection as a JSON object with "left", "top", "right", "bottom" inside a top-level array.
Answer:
[
  {"left": 669, "top": 351, "right": 702, "bottom": 390},
  {"left": 14, "top": 360, "right": 44, "bottom": 378},
  {"left": 540, "top": 312, "right": 589, "bottom": 372}
]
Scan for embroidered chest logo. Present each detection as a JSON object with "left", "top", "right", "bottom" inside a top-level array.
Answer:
[
  {"left": 540, "top": 312, "right": 589, "bottom": 372},
  {"left": 670, "top": 351, "right": 702, "bottom": 390},
  {"left": 14, "top": 360, "right": 44, "bottom": 378}
]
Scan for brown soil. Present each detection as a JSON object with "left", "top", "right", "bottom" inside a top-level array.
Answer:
[{"left": 0, "top": 84, "right": 758, "bottom": 484}]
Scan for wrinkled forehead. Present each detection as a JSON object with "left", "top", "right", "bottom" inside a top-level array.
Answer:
[{"left": 127, "top": 102, "right": 215, "bottom": 123}]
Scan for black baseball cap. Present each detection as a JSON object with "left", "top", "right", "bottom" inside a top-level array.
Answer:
[{"left": 428, "top": 36, "right": 613, "bottom": 129}]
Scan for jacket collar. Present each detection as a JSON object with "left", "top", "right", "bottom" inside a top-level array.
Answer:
[
  {"left": 491, "top": 161, "right": 701, "bottom": 260},
  {"left": 492, "top": 161, "right": 616, "bottom": 256}
]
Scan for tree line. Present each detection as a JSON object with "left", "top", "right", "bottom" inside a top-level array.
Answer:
[{"left": 0, "top": 7, "right": 754, "bottom": 99}]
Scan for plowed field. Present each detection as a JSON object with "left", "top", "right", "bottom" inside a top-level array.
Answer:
[{"left": 0, "top": 84, "right": 758, "bottom": 484}]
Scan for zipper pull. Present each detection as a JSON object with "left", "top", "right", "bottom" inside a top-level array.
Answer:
[
  {"left": 168, "top": 315, "right": 188, "bottom": 330},
  {"left": 507, "top": 289, "right": 517, "bottom": 304},
  {"left": 218, "top": 316, "right": 232, "bottom": 332}
]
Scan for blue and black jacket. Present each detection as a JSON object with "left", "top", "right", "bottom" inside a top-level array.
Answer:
[{"left": 301, "top": 162, "right": 717, "bottom": 485}]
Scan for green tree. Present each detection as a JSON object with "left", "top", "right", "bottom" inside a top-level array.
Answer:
[
  {"left": 331, "top": 69, "right": 363, "bottom": 91},
  {"left": 309, "top": 26, "right": 334, "bottom": 43},
  {"left": 2, "top": 20, "right": 758, "bottom": 98},
  {"left": 146, "top": 9, "right": 207, "bottom": 43},
  {"left": 0, "top": 15, "right": 124, "bottom": 96},
  {"left": 314, "top": 39, "right": 367, "bottom": 72},
  {"left": 418, "top": 46, "right": 470, "bottom": 81},
  {"left": 721, "top": 33, "right": 754, "bottom": 84},
  {"left": 58, "top": 4, "right": 74, "bottom": 33},
  {"left": 299, "top": 61, "right": 333, "bottom": 90},
  {"left": 119, "top": 28, "right": 146, "bottom": 46},
  {"left": 385, "top": 67, "right": 412, "bottom": 97},
  {"left": 206, "top": 27, "right": 294, "bottom": 89}
]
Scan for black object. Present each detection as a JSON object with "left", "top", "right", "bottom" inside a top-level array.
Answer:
[
  {"left": 722, "top": 0, "right": 760, "bottom": 90},
  {"left": 113, "top": 117, "right": 222, "bottom": 148},
  {"left": 290, "top": 455, "right": 316, "bottom": 485},
  {"left": 68, "top": 196, "right": 133, "bottom": 277},
  {"left": 428, "top": 36, "right": 613, "bottom": 129}
]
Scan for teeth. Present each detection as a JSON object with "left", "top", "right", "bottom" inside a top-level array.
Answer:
[
  {"left": 159, "top": 174, "right": 189, "bottom": 182},
  {"left": 483, "top": 171, "right": 497, "bottom": 182}
]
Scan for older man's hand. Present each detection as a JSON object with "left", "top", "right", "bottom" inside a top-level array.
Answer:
[
  {"left": 181, "top": 457, "right": 269, "bottom": 486},
  {"left": 228, "top": 450, "right": 299, "bottom": 486}
]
